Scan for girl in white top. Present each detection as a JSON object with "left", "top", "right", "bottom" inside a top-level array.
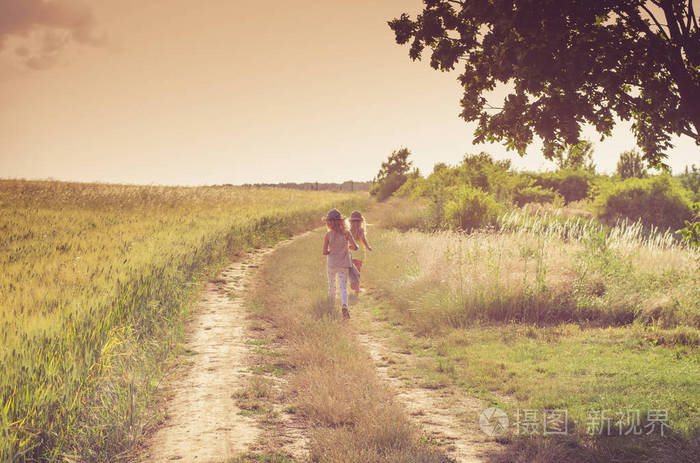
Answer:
[
  {"left": 322, "top": 209, "right": 358, "bottom": 319},
  {"left": 349, "top": 211, "right": 372, "bottom": 294}
]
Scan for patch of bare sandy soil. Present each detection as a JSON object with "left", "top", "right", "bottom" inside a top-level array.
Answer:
[
  {"left": 355, "top": 309, "right": 504, "bottom": 463},
  {"left": 140, "top": 249, "right": 275, "bottom": 462}
]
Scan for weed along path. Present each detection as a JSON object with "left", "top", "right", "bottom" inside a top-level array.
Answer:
[{"left": 142, "top": 249, "right": 274, "bottom": 462}]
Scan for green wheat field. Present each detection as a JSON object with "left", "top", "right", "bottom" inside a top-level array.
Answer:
[{"left": 0, "top": 179, "right": 365, "bottom": 461}]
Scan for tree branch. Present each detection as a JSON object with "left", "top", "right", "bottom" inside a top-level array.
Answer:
[
  {"left": 677, "top": 122, "right": 699, "bottom": 141},
  {"left": 615, "top": 5, "right": 669, "bottom": 52},
  {"left": 688, "top": 0, "right": 698, "bottom": 32},
  {"left": 639, "top": 3, "right": 670, "bottom": 40},
  {"left": 675, "top": 1, "right": 690, "bottom": 37},
  {"left": 659, "top": 0, "right": 683, "bottom": 42},
  {"left": 615, "top": 90, "right": 643, "bottom": 113}
]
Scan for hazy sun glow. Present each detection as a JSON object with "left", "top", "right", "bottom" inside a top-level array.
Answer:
[{"left": 0, "top": 0, "right": 697, "bottom": 185}]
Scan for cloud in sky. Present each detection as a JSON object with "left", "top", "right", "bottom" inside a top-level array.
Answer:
[{"left": 0, "top": 0, "right": 105, "bottom": 70}]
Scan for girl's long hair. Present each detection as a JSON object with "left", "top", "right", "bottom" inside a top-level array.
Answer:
[
  {"left": 350, "top": 219, "right": 364, "bottom": 242},
  {"left": 327, "top": 218, "right": 347, "bottom": 233}
]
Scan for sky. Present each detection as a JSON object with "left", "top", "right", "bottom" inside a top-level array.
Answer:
[{"left": 0, "top": 0, "right": 698, "bottom": 186}]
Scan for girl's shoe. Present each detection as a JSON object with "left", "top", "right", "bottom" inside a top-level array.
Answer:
[{"left": 342, "top": 305, "right": 350, "bottom": 319}]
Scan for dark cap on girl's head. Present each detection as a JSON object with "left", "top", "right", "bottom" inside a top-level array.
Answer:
[
  {"left": 325, "top": 209, "right": 343, "bottom": 221},
  {"left": 349, "top": 211, "right": 364, "bottom": 222}
]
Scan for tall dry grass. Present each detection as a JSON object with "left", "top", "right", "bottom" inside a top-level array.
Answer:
[
  {"left": 365, "top": 208, "right": 699, "bottom": 333},
  {"left": 248, "top": 230, "right": 450, "bottom": 463},
  {"left": 0, "top": 179, "right": 366, "bottom": 462}
]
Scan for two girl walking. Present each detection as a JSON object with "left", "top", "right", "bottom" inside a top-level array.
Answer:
[{"left": 322, "top": 209, "right": 372, "bottom": 319}]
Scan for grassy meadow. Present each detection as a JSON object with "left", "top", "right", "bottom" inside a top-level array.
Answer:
[
  {"left": 362, "top": 200, "right": 699, "bottom": 461},
  {"left": 0, "top": 179, "right": 366, "bottom": 462},
  {"left": 3, "top": 174, "right": 697, "bottom": 463}
]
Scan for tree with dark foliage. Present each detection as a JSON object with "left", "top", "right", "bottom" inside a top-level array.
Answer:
[
  {"left": 370, "top": 147, "right": 414, "bottom": 200},
  {"left": 555, "top": 139, "right": 596, "bottom": 173},
  {"left": 617, "top": 149, "right": 648, "bottom": 178},
  {"left": 389, "top": 0, "right": 699, "bottom": 168}
]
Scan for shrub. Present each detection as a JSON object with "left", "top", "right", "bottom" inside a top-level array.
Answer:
[
  {"left": 395, "top": 153, "right": 517, "bottom": 202},
  {"left": 512, "top": 185, "right": 562, "bottom": 207},
  {"left": 393, "top": 175, "right": 427, "bottom": 198},
  {"left": 530, "top": 169, "right": 592, "bottom": 203},
  {"left": 678, "top": 219, "right": 700, "bottom": 248},
  {"left": 444, "top": 185, "right": 502, "bottom": 231},
  {"left": 459, "top": 152, "right": 514, "bottom": 197},
  {"left": 369, "top": 172, "right": 407, "bottom": 201},
  {"left": 678, "top": 164, "right": 700, "bottom": 202},
  {"left": 593, "top": 175, "right": 694, "bottom": 230}
]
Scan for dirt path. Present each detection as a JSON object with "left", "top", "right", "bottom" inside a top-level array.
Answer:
[
  {"left": 356, "top": 310, "right": 503, "bottom": 463},
  {"left": 140, "top": 228, "right": 497, "bottom": 462},
  {"left": 141, "top": 249, "right": 274, "bottom": 462}
]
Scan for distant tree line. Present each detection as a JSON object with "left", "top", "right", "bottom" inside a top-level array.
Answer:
[{"left": 236, "top": 180, "right": 372, "bottom": 192}]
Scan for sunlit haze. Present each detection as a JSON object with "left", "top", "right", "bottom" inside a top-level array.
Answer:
[{"left": 1, "top": 0, "right": 697, "bottom": 186}]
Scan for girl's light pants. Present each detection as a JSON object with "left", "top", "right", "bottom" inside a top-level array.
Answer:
[{"left": 327, "top": 266, "right": 348, "bottom": 306}]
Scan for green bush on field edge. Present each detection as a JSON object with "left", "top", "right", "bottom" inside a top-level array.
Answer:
[
  {"left": 445, "top": 185, "right": 502, "bottom": 231},
  {"left": 527, "top": 169, "right": 592, "bottom": 204},
  {"left": 512, "top": 185, "right": 563, "bottom": 207},
  {"left": 369, "top": 172, "right": 407, "bottom": 201},
  {"left": 593, "top": 175, "right": 694, "bottom": 230}
]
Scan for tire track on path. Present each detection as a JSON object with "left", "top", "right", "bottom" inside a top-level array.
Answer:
[{"left": 355, "top": 307, "right": 504, "bottom": 463}]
